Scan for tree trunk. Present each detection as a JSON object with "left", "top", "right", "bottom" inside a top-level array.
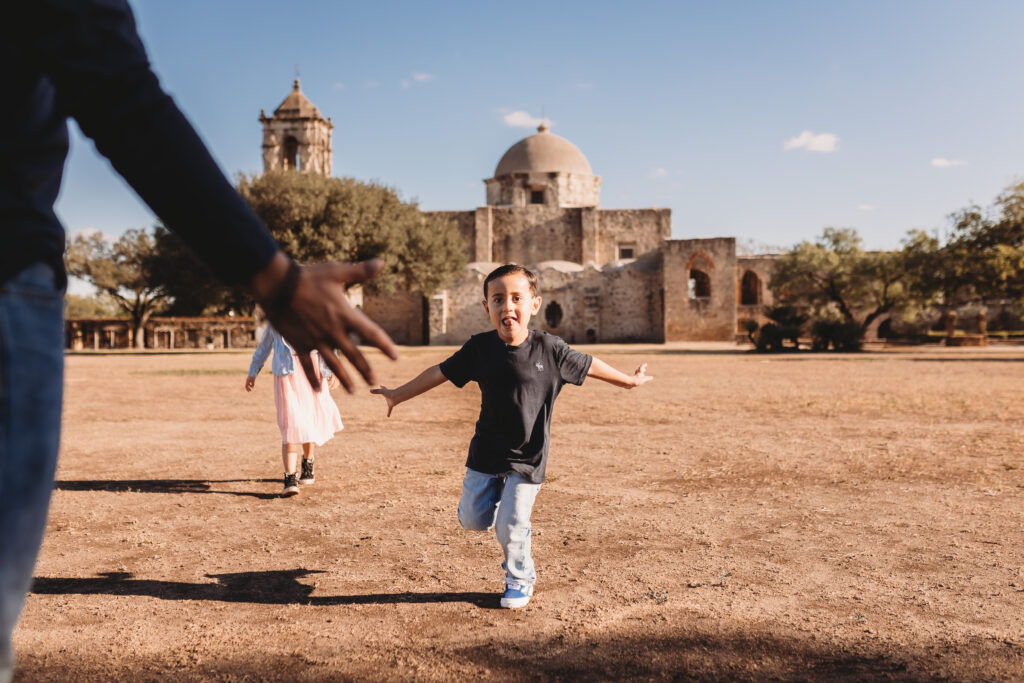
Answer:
[{"left": 134, "top": 323, "right": 146, "bottom": 349}]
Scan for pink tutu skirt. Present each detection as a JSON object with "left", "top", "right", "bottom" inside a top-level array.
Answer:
[{"left": 273, "top": 354, "right": 343, "bottom": 445}]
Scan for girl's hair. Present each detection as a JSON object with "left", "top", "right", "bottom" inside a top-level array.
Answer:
[{"left": 483, "top": 264, "right": 539, "bottom": 298}]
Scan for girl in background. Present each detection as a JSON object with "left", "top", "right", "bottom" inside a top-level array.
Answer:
[{"left": 246, "top": 323, "right": 343, "bottom": 496}]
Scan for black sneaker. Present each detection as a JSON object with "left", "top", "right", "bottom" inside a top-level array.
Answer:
[
  {"left": 281, "top": 473, "right": 299, "bottom": 497},
  {"left": 299, "top": 458, "right": 315, "bottom": 485}
]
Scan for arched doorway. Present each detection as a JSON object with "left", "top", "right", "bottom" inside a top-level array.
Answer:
[{"left": 740, "top": 270, "right": 762, "bottom": 305}]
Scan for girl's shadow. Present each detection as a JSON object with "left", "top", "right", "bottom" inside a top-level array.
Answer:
[
  {"left": 54, "top": 479, "right": 280, "bottom": 500},
  {"left": 32, "top": 570, "right": 500, "bottom": 608}
]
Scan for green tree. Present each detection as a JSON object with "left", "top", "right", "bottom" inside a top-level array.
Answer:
[
  {"left": 769, "top": 227, "right": 909, "bottom": 329},
  {"left": 148, "top": 171, "right": 467, "bottom": 313},
  {"left": 65, "top": 229, "right": 168, "bottom": 347},
  {"left": 147, "top": 225, "right": 251, "bottom": 316},
  {"left": 238, "top": 171, "right": 465, "bottom": 295},
  {"left": 64, "top": 292, "right": 124, "bottom": 318},
  {"left": 902, "top": 181, "right": 1024, "bottom": 308}
]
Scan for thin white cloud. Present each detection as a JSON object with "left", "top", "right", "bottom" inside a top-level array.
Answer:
[
  {"left": 412, "top": 72, "right": 435, "bottom": 83},
  {"left": 503, "top": 110, "right": 551, "bottom": 128},
  {"left": 571, "top": 82, "right": 595, "bottom": 90},
  {"left": 931, "top": 157, "right": 968, "bottom": 168},
  {"left": 783, "top": 130, "right": 839, "bottom": 153},
  {"left": 857, "top": 204, "right": 878, "bottom": 211},
  {"left": 648, "top": 167, "right": 667, "bottom": 179},
  {"left": 363, "top": 80, "right": 379, "bottom": 89},
  {"left": 399, "top": 79, "right": 411, "bottom": 90},
  {"left": 333, "top": 82, "right": 345, "bottom": 90}
]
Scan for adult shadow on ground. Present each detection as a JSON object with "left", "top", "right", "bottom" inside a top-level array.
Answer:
[
  {"left": 32, "top": 570, "right": 499, "bottom": 608},
  {"left": 54, "top": 479, "right": 280, "bottom": 500}
]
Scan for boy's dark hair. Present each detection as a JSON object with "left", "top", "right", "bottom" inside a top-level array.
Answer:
[{"left": 483, "top": 264, "right": 539, "bottom": 298}]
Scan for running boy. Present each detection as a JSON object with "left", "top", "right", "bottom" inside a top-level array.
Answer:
[{"left": 371, "top": 264, "right": 652, "bottom": 608}]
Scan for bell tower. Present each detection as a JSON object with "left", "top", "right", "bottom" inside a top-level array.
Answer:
[{"left": 259, "top": 78, "right": 333, "bottom": 175}]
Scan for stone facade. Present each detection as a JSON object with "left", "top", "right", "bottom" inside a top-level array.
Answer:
[
  {"left": 382, "top": 122, "right": 775, "bottom": 345},
  {"left": 259, "top": 79, "right": 333, "bottom": 175}
]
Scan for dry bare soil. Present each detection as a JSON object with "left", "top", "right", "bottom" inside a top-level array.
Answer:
[{"left": 13, "top": 345, "right": 1024, "bottom": 681}]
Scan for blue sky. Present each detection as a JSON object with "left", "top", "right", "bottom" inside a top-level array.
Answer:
[{"left": 58, "top": 0, "right": 1024, "bottom": 265}]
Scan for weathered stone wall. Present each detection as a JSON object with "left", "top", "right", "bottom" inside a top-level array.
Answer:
[
  {"left": 429, "top": 264, "right": 496, "bottom": 345},
  {"left": 485, "top": 172, "right": 600, "bottom": 208},
  {"left": 595, "top": 209, "right": 671, "bottom": 264},
  {"left": 490, "top": 207, "right": 584, "bottom": 265},
  {"left": 430, "top": 259, "right": 664, "bottom": 346},
  {"left": 663, "top": 238, "right": 737, "bottom": 341},
  {"left": 361, "top": 289, "right": 425, "bottom": 346},
  {"left": 261, "top": 118, "right": 332, "bottom": 175},
  {"left": 736, "top": 255, "right": 779, "bottom": 333},
  {"left": 533, "top": 260, "right": 664, "bottom": 344}
]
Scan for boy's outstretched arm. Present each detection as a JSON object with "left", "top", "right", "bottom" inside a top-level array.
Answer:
[
  {"left": 587, "top": 358, "right": 653, "bottom": 389},
  {"left": 371, "top": 365, "right": 448, "bottom": 417}
]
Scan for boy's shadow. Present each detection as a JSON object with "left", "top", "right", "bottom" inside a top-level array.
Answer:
[
  {"left": 54, "top": 479, "right": 280, "bottom": 500},
  {"left": 32, "top": 570, "right": 499, "bottom": 608}
]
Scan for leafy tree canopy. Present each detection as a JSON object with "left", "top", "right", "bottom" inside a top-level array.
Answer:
[
  {"left": 902, "top": 180, "right": 1024, "bottom": 306},
  {"left": 769, "top": 227, "right": 909, "bottom": 328},
  {"left": 149, "top": 171, "right": 467, "bottom": 314},
  {"left": 65, "top": 229, "right": 168, "bottom": 347},
  {"left": 238, "top": 171, "right": 465, "bottom": 296}
]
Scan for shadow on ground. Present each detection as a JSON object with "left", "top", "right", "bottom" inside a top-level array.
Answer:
[
  {"left": 55, "top": 479, "right": 280, "bottom": 499},
  {"left": 16, "top": 622, "right": 1015, "bottom": 682},
  {"left": 32, "top": 570, "right": 497, "bottom": 608}
]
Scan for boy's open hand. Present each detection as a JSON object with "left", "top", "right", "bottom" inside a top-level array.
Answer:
[
  {"left": 633, "top": 363, "right": 653, "bottom": 387},
  {"left": 370, "top": 386, "right": 398, "bottom": 417},
  {"left": 244, "top": 376, "right": 256, "bottom": 392}
]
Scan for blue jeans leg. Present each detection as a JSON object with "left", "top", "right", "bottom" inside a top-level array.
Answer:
[
  {"left": 0, "top": 263, "right": 64, "bottom": 683},
  {"left": 457, "top": 468, "right": 541, "bottom": 588}
]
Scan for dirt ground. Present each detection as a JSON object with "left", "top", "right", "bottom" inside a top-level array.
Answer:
[{"left": 11, "top": 344, "right": 1024, "bottom": 681}]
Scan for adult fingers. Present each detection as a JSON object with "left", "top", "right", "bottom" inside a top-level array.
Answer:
[
  {"left": 298, "top": 353, "right": 322, "bottom": 392},
  {"left": 335, "top": 331, "right": 375, "bottom": 386},
  {"left": 319, "top": 344, "right": 354, "bottom": 393},
  {"left": 343, "top": 304, "right": 399, "bottom": 361},
  {"left": 328, "top": 258, "right": 384, "bottom": 286}
]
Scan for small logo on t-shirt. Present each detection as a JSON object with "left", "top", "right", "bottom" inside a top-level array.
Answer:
[{"left": 535, "top": 362, "right": 544, "bottom": 371}]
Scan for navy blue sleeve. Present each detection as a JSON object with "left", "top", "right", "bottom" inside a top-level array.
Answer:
[
  {"left": 552, "top": 335, "right": 592, "bottom": 386},
  {"left": 439, "top": 336, "right": 478, "bottom": 388},
  {"left": 5, "top": 0, "right": 279, "bottom": 285}
]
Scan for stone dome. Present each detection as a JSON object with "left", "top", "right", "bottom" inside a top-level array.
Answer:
[{"left": 494, "top": 123, "right": 593, "bottom": 176}]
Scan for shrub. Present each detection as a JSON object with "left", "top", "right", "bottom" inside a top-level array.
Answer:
[{"left": 811, "top": 319, "right": 865, "bottom": 351}]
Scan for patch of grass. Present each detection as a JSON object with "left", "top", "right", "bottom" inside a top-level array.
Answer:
[{"left": 643, "top": 588, "right": 669, "bottom": 604}]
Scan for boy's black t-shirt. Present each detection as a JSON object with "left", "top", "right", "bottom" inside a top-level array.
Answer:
[{"left": 440, "top": 329, "right": 592, "bottom": 484}]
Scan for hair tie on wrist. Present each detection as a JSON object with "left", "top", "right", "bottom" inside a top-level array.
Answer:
[{"left": 268, "top": 259, "right": 301, "bottom": 316}]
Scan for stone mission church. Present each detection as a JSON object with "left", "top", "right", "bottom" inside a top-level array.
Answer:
[{"left": 260, "top": 80, "right": 778, "bottom": 345}]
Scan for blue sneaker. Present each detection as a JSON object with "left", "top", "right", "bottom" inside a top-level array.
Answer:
[{"left": 500, "top": 581, "right": 534, "bottom": 609}]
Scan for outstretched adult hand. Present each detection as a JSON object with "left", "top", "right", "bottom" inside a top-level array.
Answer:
[{"left": 251, "top": 253, "right": 399, "bottom": 393}]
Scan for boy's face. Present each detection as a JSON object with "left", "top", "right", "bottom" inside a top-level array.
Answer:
[{"left": 482, "top": 273, "right": 541, "bottom": 345}]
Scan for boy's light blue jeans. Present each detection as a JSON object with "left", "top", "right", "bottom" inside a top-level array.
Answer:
[
  {"left": 0, "top": 264, "right": 64, "bottom": 683},
  {"left": 457, "top": 468, "right": 541, "bottom": 588}
]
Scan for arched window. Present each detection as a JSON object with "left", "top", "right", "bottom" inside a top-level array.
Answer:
[
  {"left": 283, "top": 136, "right": 299, "bottom": 170},
  {"left": 740, "top": 270, "right": 761, "bottom": 305},
  {"left": 544, "top": 301, "right": 563, "bottom": 328},
  {"left": 688, "top": 269, "right": 711, "bottom": 300}
]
